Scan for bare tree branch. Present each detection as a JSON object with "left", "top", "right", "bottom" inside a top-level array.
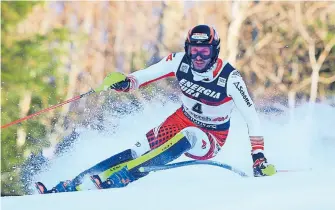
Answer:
[
  {"left": 295, "top": 2, "right": 313, "bottom": 44},
  {"left": 319, "top": 75, "right": 335, "bottom": 84},
  {"left": 317, "top": 38, "right": 335, "bottom": 69}
]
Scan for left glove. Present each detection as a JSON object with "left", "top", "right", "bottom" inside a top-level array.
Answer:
[
  {"left": 252, "top": 152, "right": 276, "bottom": 177},
  {"left": 110, "top": 77, "right": 130, "bottom": 92}
]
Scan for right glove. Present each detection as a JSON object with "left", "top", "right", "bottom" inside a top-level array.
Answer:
[
  {"left": 94, "top": 72, "right": 130, "bottom": 93},
  {"left": 252, "top": 152, "right": 276, "bottom": 177}
]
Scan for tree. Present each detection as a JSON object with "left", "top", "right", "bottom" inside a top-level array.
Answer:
[
  {"left": 235, "top": 2, "right": 335, "bottom": 107},
  {"left": 1, "top": 1, "right": 69, "bottom": 195}
]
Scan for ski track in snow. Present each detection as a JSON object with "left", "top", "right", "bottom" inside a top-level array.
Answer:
[{"left": 2, "top": 100, "right": 335, "bottom": 210}]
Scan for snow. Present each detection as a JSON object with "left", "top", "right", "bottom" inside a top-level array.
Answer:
[{"left": 2, "top": 101, "right": 335, "bottom": 210}]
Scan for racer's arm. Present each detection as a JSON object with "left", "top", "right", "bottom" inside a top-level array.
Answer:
[
  {"left": 97, "top": 52, "right": 184, "bottom": 92},
  {"left": 226, "top": 69, "right": 264, "bottom": 153},
  {"left": 128, "top": 52, "right": 185, "bottom": 90},
  {"left": 94, "top": 52, "right": 184, "bottom": 93},
  {"left": 226, "top": 69, "right": 276, "bottom": 177}
]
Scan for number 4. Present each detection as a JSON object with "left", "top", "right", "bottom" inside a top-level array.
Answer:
[{"left": 192, "top": 103, "right": 203, "bottom": 114}]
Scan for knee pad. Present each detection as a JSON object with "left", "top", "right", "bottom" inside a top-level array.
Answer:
[{"left": 181, "top": 127, "right": 218, "bottom": 160}]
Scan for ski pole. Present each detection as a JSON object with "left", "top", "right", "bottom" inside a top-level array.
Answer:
[
  {"left": 276, "top": 168, "right": 312, "bottom": 173},
  {"left": 140, "top": 160, "right": 312, "bottom": 177},
  {"left": 1, "top": 89, "right": 95, "bottom": 129},
  {"left": 1, "top": 72, "right": 127, "bottom": 129},
  {"left": 140, "top": 160, "right": 249, "bottom": 177}
]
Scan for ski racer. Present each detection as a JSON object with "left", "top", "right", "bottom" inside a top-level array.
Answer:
[{"left": 36, "top": 24, "right": 276, "bottom": 194}]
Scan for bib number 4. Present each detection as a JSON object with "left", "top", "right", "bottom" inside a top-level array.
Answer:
[{"left": 192, "top": 103, "right": 203, "bottom": 114}]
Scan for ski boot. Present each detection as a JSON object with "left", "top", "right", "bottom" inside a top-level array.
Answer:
[
  {"left": 35, "top": 180, "right": 77, "bottom": 194},
  {"left": 90, "top": 166, "right": 136, "bottom": 189}
]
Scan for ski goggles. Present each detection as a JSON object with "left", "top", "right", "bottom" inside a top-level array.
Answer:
[{"left": 188, "top": 45, "right": 213, "bottom": 60}]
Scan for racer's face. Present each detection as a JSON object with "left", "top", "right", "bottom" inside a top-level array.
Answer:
[{"left": 189, "top": 46, "right": 212, "bottom": 71}]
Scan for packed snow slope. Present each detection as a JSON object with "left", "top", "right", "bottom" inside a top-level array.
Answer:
[{"left": 2, "top": 101, "right": 335, "bottom": 210}]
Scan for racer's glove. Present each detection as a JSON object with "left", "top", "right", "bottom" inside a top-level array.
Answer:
[
  {"left": 252, "top": 152, "right": 276, "bottom": 177},
  {"left": 110, "top": 77, "right": 130, "bottom": 92},
  {"left": 94, "top": 72, "right": 130, "bottom": 93}
]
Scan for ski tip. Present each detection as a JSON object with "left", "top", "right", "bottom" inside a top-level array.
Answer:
[{"left": 35, "top": 182, "right": 47, "bottom": 194}]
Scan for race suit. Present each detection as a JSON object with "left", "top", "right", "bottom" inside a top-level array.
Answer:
[{"left": 128, "top": 52, "right": 264, "bottom": 160}]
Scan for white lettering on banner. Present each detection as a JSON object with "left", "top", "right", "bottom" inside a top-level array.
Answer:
[
  {"left": 185, "top": 81, "right": 193, "bottom": 88},
  {"left": 190, "top": 84, "right": 199, "bottom": 90},
  {"left": 203, "top": 89, "right": 211, "bottom": 95},
  {"left": 197, "top": 87, "right": 206, "bottom": 93},
  {"left": 233, "top": 82, "right": 252, "bottom": 107},
  {"left": 183, "top": 109, "right": 218, "bottom": 129},
  {"left": 186, "top": 107, "right": 228, "bottom": 123},
  {"left": 179, "top": 79, "right": 221, "bottom": 99}
]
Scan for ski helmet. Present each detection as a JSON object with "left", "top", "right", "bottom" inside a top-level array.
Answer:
[{"left": 185, "top": 25, "right": 220, "bottom": 73}]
